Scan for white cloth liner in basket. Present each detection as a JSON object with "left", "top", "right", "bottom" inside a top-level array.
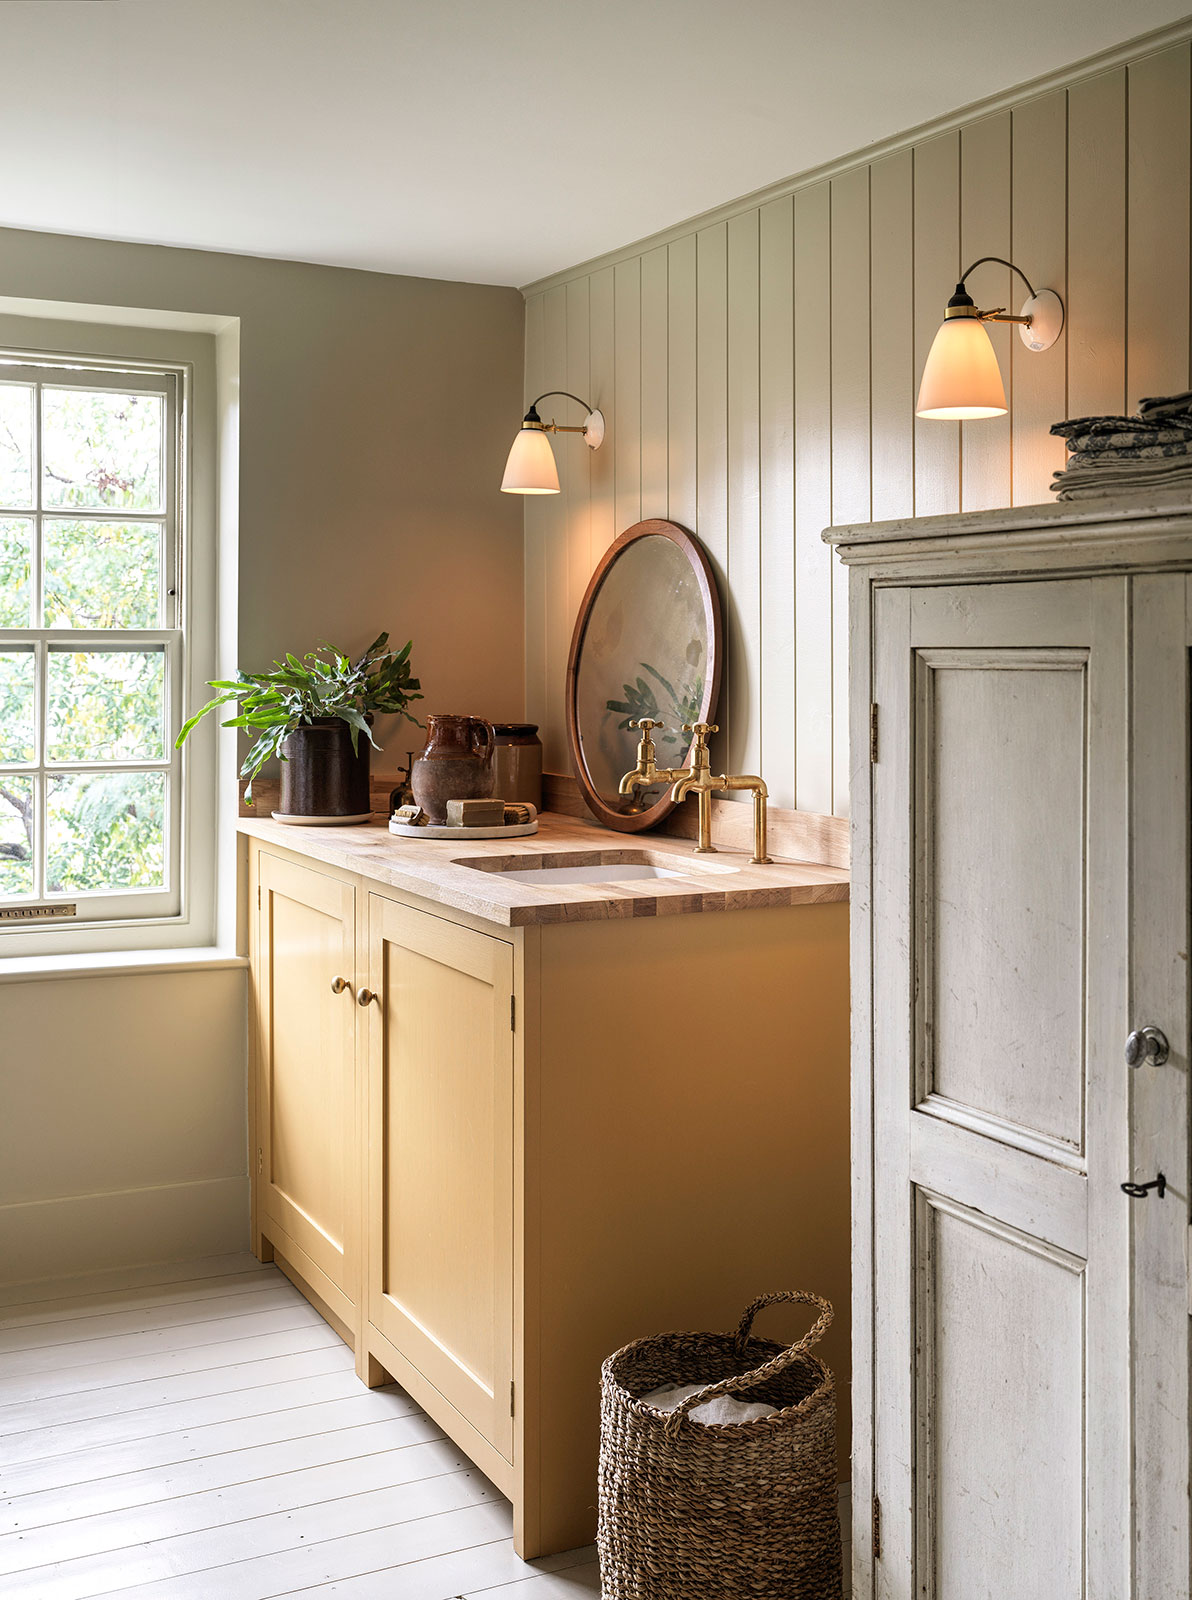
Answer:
[{"left": 641, "top": 1380, "right": 777, "bottom": 1426}]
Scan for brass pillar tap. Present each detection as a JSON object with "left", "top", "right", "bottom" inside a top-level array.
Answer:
[
  {"left": 618, "top": 720, "right": 772, "bottom": 863},
  {"left": 667, "top": 721, "right": 721, "bottom": 853},
  {"left": 667, "top": 723, "right": 772, "bottom": 865},
  {"left": 617, "top": 719, "right": 687, "bottom": 810}
]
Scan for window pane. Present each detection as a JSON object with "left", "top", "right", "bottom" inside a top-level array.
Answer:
[
  {"left": 0, "top": 649, "right": 36, "bottom": 763},
  {"left": 0, "top": 775, "right": 34, "bottom": 896},
  {"left": 47, "top": 771, "right": 165, "bottom": 892},
  {"left": 43, "top": 520, "right": 162, "bottom": 629},
  {"left": 0, "top": 384, "right": 34, "bottom": 508},
  {"left": 47, "top": 649, "right": 165, "bottom": 761},
  {"left": 41, "top": 388, "right": 164, "bottom": 511},
  {"left": 0, "top": 518, "right": 34, "bottom": 626}
]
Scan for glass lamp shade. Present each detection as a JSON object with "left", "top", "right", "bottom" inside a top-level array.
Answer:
[
  {"left": 501, "top": 425, "right": 560, "bottom": 494},
  {"left": 916, "top": 315, "right": 1008, "bottom": 420}
]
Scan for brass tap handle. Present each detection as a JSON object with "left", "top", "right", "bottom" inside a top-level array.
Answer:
[
  {"left": 683, "top": 722, "right": 719, "bottom": 738},
  {"left": 630, "top": 718, "right": 664, "bottom": 732}
]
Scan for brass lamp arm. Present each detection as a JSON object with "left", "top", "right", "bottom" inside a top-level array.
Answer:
[{"left": 975, "top": 307, "right": 1032, "bottom": 327}]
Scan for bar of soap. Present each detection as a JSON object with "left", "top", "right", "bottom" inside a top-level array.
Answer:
[{"left": 446, "top": 798, "right": 507, "bottom": 827}]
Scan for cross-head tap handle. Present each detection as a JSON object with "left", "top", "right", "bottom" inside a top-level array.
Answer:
[
  {"left": 683, "top": 721, "right": 719, "bottom": 740},
  {"left": 629, "top": 718, "right": 663, "bottom": 732}
]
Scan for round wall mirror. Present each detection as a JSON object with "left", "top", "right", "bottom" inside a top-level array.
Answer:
[{"left": 566, "top": 519, "right": 722, "bottom": 832}]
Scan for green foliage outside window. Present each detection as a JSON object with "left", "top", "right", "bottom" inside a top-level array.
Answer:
[{"left": 0, "top": 383, "right": 171, "bottom": 900}]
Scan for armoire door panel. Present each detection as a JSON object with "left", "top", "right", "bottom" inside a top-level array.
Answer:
[
  {"left": 915, "top": 647, "right": 1087, "bottom": 1155},
  {"left": 257, "top": 853, "right": 357, "bottom": 1301},
  {"left": 368, "top": 894, "right": 515, "bottom": 1464},
  {"left": 916, "top": 1193, "right": 1086, "bottom": 1600},
  {"left": 872, "top": 576, "right": 1130, "bottom": 1600}
]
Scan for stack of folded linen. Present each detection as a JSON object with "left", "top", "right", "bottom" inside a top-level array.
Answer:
[{"left": 1050, "top": 391, "right": 1192, "bottom": 499}]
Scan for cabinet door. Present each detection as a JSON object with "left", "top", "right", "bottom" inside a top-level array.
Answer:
[
  {"left": 1130, "top": 575, "right": 1191, "bottom": 1600},
  {"left": 870, "top": 578, "right": 1130, "bottom": 1600},
  {"left": 367, "top": 894, "right": 514, "bottom": 1463},
  {"left": 257, "top": 852, "right": 358, "bottom": 1312}
]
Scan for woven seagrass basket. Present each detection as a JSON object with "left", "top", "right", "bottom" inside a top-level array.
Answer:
[{"left": 597, "top": 1291, "right": 841, "bottom": 1600}]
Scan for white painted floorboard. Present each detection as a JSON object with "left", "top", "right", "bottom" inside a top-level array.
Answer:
[{"left": 0, "top": 1255, "right": 600, "bottom": 1599}]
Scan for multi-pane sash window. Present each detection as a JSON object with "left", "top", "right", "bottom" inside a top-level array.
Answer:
[{"left": 0, "top": 361, "right": 184, "bottom": 928}]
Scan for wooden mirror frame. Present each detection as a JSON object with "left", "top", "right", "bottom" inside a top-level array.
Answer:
[{"left": 565, "top": 519, "right": 723, "bottom": 834}]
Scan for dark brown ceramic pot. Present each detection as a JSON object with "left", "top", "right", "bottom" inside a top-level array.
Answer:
[
  {"left": 279, "top": 717, "right": 372, "bottom": 818},
  {"left": 410, "top": 714, "right": 495, "bottom": 824}
]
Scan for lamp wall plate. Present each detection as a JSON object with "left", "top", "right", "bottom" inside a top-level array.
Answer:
[
  {"left": 583, "top": 408, "right": 605, "bottom": 450},
  {"left": 1019, "top": 288, "right": 1064, "bottom": 352}
]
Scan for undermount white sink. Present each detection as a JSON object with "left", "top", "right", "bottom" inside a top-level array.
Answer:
[
  {"left": 493, "top": 862, "right": 685, "bottom": 885},
  {"left": 462, "top": 850, "right": 741, "bottom": 886}
]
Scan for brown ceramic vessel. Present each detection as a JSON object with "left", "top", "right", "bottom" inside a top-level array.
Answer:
[
  {"left": 491, "top": 722, "right": 543, "bottom": 810},
  {"left": 411, "top": 714, "right": 496, "bottom": 824}
]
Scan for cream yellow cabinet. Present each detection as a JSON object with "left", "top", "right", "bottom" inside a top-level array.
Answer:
[
  {"left": 246, "top": 828, "right": 850, "bottom": 1559},
  {"left": 252, "top": 852, "right": 362, "bottom": 1346},
  {"left": 366, "top": 893, "right": 515, "bottom": 1473}
]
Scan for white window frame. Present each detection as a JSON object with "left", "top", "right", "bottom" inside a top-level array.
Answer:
[{"left": 0, "top": 335, "right": 217, "bottom": 957}]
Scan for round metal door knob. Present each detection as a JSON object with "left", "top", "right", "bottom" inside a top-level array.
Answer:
[
  {"left": 1125, "top": 1025, "right": 1170, "bottom": 1068},
  {"left": 357, "top": 987, "right": 379, "bottom": 1007},
  {"left": 331, "top": 976, "right": 350, "bottom": 995}
]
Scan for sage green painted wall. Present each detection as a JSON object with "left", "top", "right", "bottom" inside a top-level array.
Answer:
[
  {"left": 0, "top": 228, "right": 525, "bottom": 1283},
  {"left": 0, "top": 224, "right": 527, "bottom": 725}
]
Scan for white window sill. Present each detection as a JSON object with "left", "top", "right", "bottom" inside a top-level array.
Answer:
[{"left": 0, "top": 947, "right": 248, "bottom": 984}]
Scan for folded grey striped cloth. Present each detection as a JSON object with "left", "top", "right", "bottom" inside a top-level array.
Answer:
[{"left": 1052, "top": 455, "right": 1192, "bottom": 500}]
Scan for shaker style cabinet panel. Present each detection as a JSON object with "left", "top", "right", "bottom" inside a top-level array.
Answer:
[
  {"left": 831, "top": 503, "right": 1192, "bottom": 1600},
  {"left": 254, "top": 852, "right": 359, "bottom": 1326},
  {"left": 366, "top": 894, "right": 515, "bottom": 1467}
]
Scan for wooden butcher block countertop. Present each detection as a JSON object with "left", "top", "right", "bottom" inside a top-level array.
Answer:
[{"left": 238, "top": 810, "right": 849, "bottom": 927}]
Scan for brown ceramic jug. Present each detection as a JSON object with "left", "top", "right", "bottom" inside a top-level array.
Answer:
[{"left": 411, "top": 714, "right": 496, "bottom": 824}]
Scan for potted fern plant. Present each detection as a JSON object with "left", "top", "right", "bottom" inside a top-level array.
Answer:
[{"left": 178, "top": 632, "right": 422, "bottom": 821}]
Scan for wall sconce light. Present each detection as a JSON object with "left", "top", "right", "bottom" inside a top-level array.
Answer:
[
  {"left": 916, "top": 257, "right": 1065, "bottom": 420},
  {"left": 501, "top": 391, "right": 605, "bottom": 494}
]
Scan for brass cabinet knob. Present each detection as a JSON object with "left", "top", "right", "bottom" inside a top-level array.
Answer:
[
  {"left": 357, "top": 987, "right": 379, "bottom": 1007},
  {"left": 331, "top": 976, "right": 350, "bottom": 995}
]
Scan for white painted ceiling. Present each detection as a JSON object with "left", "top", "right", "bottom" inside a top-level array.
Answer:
[{"left": 0, "top": 0, "right": 1186, "bottom": 287}]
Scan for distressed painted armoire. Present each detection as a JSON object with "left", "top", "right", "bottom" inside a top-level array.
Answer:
[{"left": 829, "top": 496, "right": 1192, "bottom": 1600}]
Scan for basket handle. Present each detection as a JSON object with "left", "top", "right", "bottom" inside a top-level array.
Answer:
[{"left": 660, "top": 1291, "right": 834, "bottom": 1437}]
